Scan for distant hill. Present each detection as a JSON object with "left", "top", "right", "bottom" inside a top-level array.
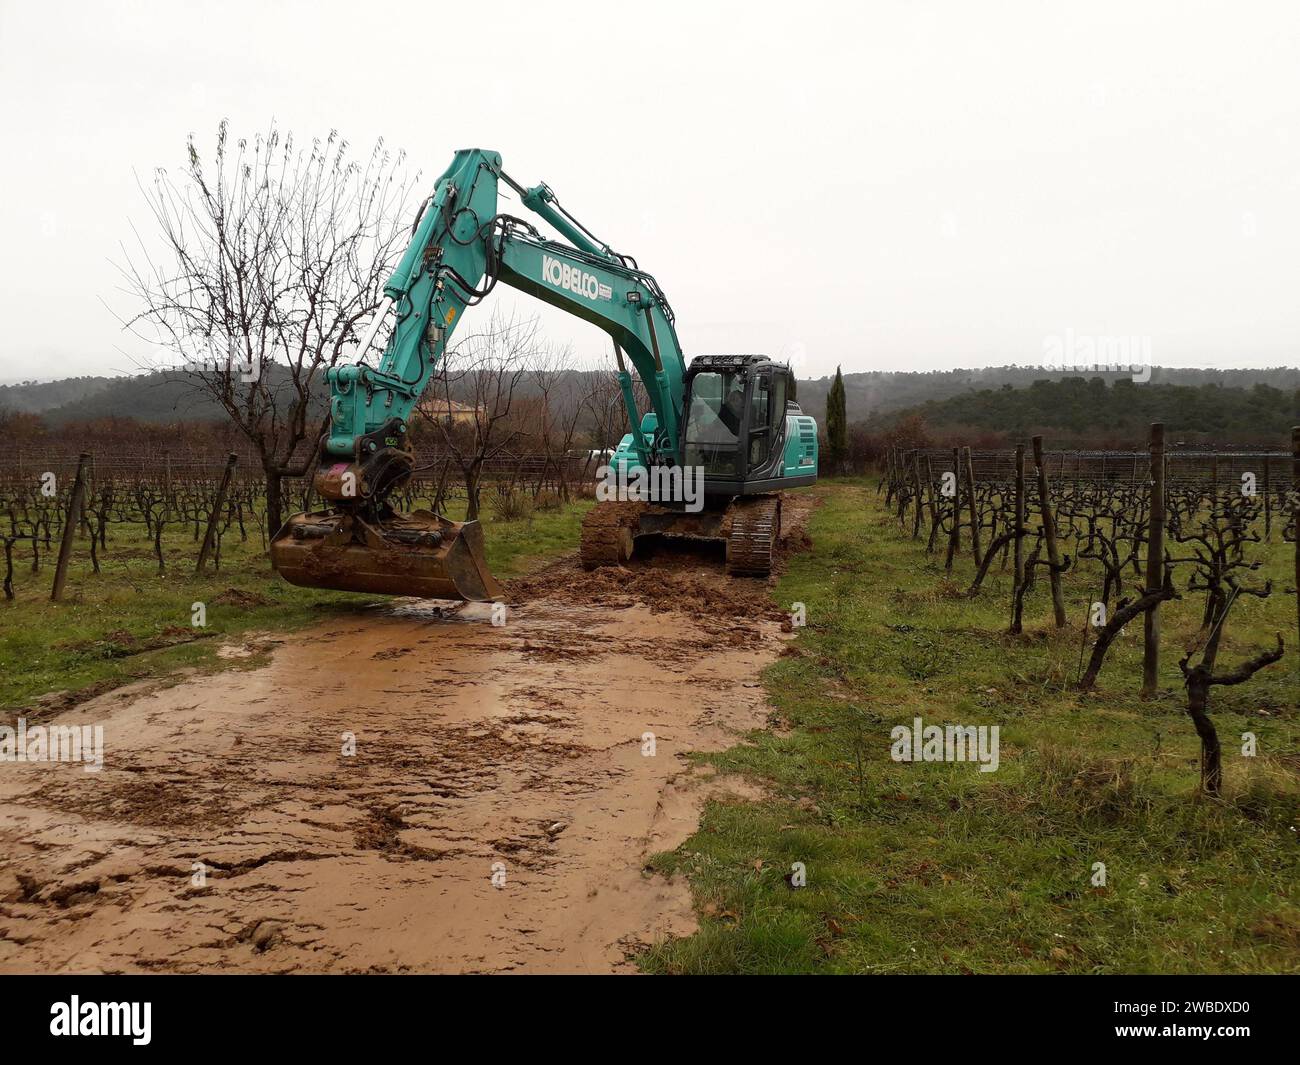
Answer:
[
  {"left": 38, "top": 371, "right": 242, "bottom": 424},
  {"left": 796, "top": 366, "right": 1300, "bottom": 424},
  {"left": 0, "top": 376, "right": 117, "bottom": 415},
  {"left": 3, "top": 364, "right": 1298, "bottom": 436},
  {"left": 867, "top": 376, "right": 1299, "bottom": 445},
  {"left": 2, "top": 368, "right": 329, "bottom": 425}
]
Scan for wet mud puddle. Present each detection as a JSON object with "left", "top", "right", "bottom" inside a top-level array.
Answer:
[{"left": 0, "top": 589, "right": 780, "bottom": 973}]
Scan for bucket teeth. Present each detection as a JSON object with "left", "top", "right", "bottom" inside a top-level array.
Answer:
[{"left": 271, "top": 510, "right": 503, "bottom": 602}]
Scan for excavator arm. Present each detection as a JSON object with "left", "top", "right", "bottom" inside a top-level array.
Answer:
[
  {"left": 324, "top": 148, "right": 683, "bottom": 480},
  {"left": 272, "top": 148, "right": 686, "bottom": 600}
]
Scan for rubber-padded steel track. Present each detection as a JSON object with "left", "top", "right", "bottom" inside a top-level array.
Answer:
[
  {"left": 725, "top": 495, "right": 781, "bottom": 576},
  {"left": 578, "top": 501, "right": 645, "bottom": 568}
]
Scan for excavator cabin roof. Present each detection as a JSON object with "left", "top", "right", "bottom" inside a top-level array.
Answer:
[{"left": 687, "top": 354, "right": 782, "bottom": 374}]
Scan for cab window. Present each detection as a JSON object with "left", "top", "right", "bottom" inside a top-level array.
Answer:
[
  {"left": 769, "top": 374, "right": 787, "bottom": 434},
  {"left": 748, "top": 375, "right": 771, "bottom": 468},
  {"left": 685, "top": 371, "right": 744, "bottom": 475}
]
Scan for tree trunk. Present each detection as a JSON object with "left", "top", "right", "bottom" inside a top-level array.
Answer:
[
  {"left": 463, "top": 463, "right": 482, "bottom": 521},
  {"left": 1077, "top": 581, "right": 1177, "bottom": 691},
  {"left": 1184, "top": 672, "right": 1222, "bottom": 797},
  {"left": 265, "top": 469, "right": 284, "bottom": 548},
  {"left": 153, "top": 519, "right": 166, "bottom": 575}
]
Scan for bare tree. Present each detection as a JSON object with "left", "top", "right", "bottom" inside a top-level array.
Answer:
[
  {"left": 119, "top": 121, "right": 420, "bottom": 540},
  {"left": 530, "top": 344, "right": 590, "bottom": 500},
  {"left": 585, "top": 359, "right": 626, "bottom": 456},
  {"left": 421, "top": 310, "right": 536, "bottom": 520},
  {"left": 584, "top": 345, "right": 649, "bottom": 457}
]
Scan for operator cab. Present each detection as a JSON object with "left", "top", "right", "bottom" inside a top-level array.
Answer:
[{"left": 682, "top": 354, "right": 801, "bottom": 493}]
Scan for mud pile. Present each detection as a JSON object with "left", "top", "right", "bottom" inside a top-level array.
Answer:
[{"left": 506, "top": 491, "right": 817, "bottom": 630}]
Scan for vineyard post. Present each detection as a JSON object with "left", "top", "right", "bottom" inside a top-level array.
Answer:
[
  {"left": 50, "top": 452, "right": 90, "bottom": 603},
  {"left": 196, "top": 453, "right": 238, "bottom": 574},
  {"left": 79, "top": 453, "right": 94, "bottom": 538},
  {"left": 1142, "top": 422, "right": 1166, "bottom": 697},
  {"left": 923, "top": 454, "right": 939, "bottom": 551},
  {"left": 1292, "top": 426, "right": 1299, "bottom": 669},
  {"left": 909, "top": 451, "right": 923, "bottom": 539},
  {"left": 1262, "top": 452, "right": 1271, "bottom": 540},
  {"left": 1011, "top": 443, "right": 1026, "bottom": 633},
  {"left": 962, "top": 446, "right": 982, "bottom": 567},
  {"left": 1032, "top": 436, "right": 1067, "bottom": 627},
  {"left": 895, "top": 449, "right": 910, "bottom": 523},
  {"left": 945, "top": 447, "right": 962, "bottom": 570}
]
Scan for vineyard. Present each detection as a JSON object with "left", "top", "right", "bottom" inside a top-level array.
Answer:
[
  {"left": 0, "top": 448, "right": 602, "bottom": 599},
  {"left": 881, "top": 427, "right": 1300, "bottom": 795},
  {"left": 3, "top": 433, "right": 1300, "bottom": 975}
]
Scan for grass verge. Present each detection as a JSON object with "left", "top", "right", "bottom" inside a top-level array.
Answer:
[{"left": 642, "top": 480, "right": 1299, "bottom": 974}]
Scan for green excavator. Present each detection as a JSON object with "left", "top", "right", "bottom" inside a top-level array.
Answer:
[{"left": 271, "top": 148, "right": 819, "bottom": 601}]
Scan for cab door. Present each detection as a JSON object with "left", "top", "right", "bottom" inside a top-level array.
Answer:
[
  {"left": 745, "top": 371, "right": 772, "bottom": 473},
  {"left": 742, "top": 368, "right": 788, "bottom": 479}
]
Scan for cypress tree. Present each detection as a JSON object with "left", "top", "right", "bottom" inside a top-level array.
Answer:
[{"left": 826, "top": 365, "right": 847, "bottom": 473}]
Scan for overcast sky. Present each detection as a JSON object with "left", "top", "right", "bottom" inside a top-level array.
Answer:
[{"left": 1, "top": 0, "right": 1297, "bottom": 384}]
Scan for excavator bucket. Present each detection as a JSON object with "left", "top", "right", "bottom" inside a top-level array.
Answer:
[{"left": 271, "top": 509, "right": 504, "bottom": 602}]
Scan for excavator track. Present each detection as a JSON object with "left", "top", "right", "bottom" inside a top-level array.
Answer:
[
  {"left": 579, "top": 501, "right": 645, "bottom": 568},
  {"left": 580, "top": 496, "right": 784, "bottom": 576},
  {"left": 724, "top": 495, "right": 781, "bottom": 577}
]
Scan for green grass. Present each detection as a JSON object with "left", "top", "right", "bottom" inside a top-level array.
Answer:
[
  {"left": 0, "top": 497, "right": 592, "bottom": 712},
  {"left": 642, "top": 480, "right": 1300, "bottom": 974}
]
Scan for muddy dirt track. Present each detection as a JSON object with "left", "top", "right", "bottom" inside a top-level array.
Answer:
[{"left": 0, "top": 495, "right": 813, "bottom": 973}]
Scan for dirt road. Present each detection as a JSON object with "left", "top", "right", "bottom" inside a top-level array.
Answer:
[{"left": 0, "top": 497, "right": 811, "bottom": 973}]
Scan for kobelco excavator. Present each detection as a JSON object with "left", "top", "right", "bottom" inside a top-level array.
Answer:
[{"left": 271, "top": 149, "right": 818, "bottom": 601}]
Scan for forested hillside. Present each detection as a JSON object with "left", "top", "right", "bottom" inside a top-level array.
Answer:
[
  {"left": 867, "top": 377, "right": 1298, "bottom": 444},
  {"left": 5, "top": 364, "right": 1299, "bottom": 425},
  {"left": 795, "top": 365, "right": 1300, "bottom": 423},
  {"left": 0, "top": 375, "right": 116, "bottom": 414}
]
